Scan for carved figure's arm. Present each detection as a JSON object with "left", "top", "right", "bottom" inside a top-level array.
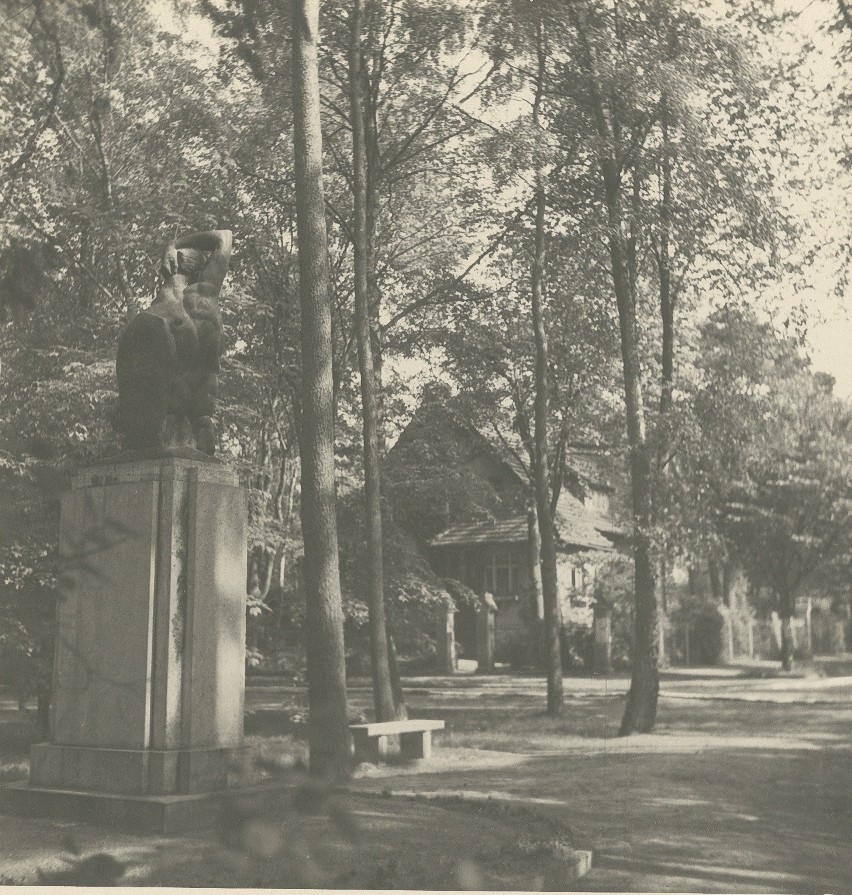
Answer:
[{"left": 161, "top": 230, "right": 233, "bottom": 295}]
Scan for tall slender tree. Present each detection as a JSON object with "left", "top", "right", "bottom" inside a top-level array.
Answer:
[
  {"left": 529, "top": 13, "right": 563, "bottom": 716},
  {"left": 563, "top": 2, "right": 659, "bottom": 733},
  {"left": 291, "top": 0, "right": 350, "bottom": 776},
  {"left": 349, "top": 0, "right": 396, "bottom": 721}
]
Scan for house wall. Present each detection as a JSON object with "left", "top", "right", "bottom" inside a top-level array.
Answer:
[{"left": 436, "top": 542, "right": 597, "bottom": 663}]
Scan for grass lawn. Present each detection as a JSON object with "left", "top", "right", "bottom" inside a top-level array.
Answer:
[{"left": 1, "top": 674, "right": 850, "bottom": 891}]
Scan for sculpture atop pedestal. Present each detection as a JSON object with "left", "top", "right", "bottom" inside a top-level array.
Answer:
[
  {"left": 0, "top": 229, "right": 251, "bottom": 832},
  {"left": 116, "top": 230, "right": 232, "bottom": 455}
]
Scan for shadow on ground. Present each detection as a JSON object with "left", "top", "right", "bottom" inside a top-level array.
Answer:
[
  {"left": 0, "top": 775, "right": 574, "bottom": 890},
  {"left": 1, "top": 678, "right": 850, "bottom": 891},
  {"left": 351, "top": 743, "right": 850, "bottom": 893}
]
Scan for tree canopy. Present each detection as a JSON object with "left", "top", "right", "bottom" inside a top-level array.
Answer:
[{"left": 1, "top": 0, "right": 851, "bottom": 726}]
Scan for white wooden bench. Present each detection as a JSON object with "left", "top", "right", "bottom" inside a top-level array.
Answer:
[{"left": 350, "top": 719, "right": 445, "bottom": 763}]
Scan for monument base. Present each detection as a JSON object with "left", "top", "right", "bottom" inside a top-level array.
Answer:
[
  {"left": 29, "top": 743, "right": 249, "bottom": 796},
  {"left": 0, "top": 454, "right": 251, "bottom": 834},
  {"left": 0, "top": 777, "right": 291, "bottom": 835}
]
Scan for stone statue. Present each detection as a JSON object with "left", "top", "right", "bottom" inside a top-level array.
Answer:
[{"left": 116, "top": 230, "right": 232, "bottom": 455}]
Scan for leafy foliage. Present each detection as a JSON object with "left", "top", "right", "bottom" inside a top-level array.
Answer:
[{"left": 668, "top": 304, "right": 852, "bottom": 622}]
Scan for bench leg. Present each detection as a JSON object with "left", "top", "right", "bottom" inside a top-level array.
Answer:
[
  {"left": 400, "top": 730, "right": 431, "bottom": 760},
  {"left": 353, "top": 730, "right": 388, "bottom": 764}
]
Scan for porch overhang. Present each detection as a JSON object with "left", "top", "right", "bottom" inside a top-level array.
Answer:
[{"left": 429, "top": 511, "right": 622, "bottom": 553}]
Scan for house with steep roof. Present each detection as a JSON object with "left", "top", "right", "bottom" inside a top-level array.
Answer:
[{"left": 385, "top": 404, "right": 627, "bottom": 662}]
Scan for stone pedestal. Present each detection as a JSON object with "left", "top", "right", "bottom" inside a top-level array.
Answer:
[
  {"left": 3, "top": 455, "right": 248, "bottom": 830},
  {"left": 436, "top": 606, "right": 456, "bottom": 674},
  {"left": 476, "top": 596, "right": 497, "bottom": 674}
]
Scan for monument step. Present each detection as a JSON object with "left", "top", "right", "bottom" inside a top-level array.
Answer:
[{"left": 0, "top": 778, "right": 294, "bottom": 835}]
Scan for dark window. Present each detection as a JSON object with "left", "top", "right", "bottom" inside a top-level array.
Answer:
[{"left": 483, "top": 547, "right": 515, "bottom": 596}]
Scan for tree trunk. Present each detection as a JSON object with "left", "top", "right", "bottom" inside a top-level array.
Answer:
[
  {"left": 530, "top": 19, "right": 563, "bottom": 716},
  {"left": 657, "top": 102, "right": 675, "bottom": 434},
  {"left": 654, "top": 108, "right": 674, "bottom": 673},
  {"left": 386, "top": 630, "right": 408, "bottom": 717},
  {"left": 349, "top": 0, "right": 396, "bottom": 722},
  {"left": 657, "top": 554, "right": 668, "bottom": 669},
  {"left": 357, "top": 4, "right": 406, "bottom": 720},
  {"left": 527, "top": 505, "right": 547, "bottom": 671},
  {"left": 599, "top": 158, "right": 659, "bottom": 735},
  {"left": 568, "top": 5, "right": 660, "bottom": 731},
  {"left": 527, "top": 504, "right": 545, "bottom": 623},
  {"left": 291, "top": 0, "right": 350, "bottom": 777}
]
